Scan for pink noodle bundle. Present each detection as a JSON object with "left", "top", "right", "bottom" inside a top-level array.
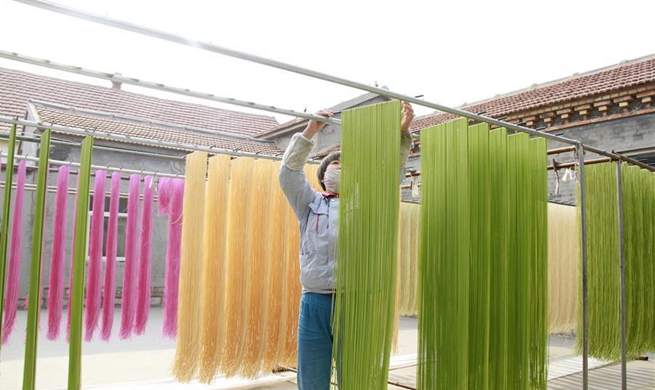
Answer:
[
  {"left": 100, "top": 172, "right": 121, "bottom": 341},
  {"left": 134, "top": 176, "right": 154, "bottom": 335},
  {"left": 66, "top": 174, "right": 81, "bottom": 341},
  {"left": 119, "top": 174, "right": 141, "bottom": 339},
  {"left": 160, "top": 178, "right": 185, "bottom": 339},
  {"left": 84, "top": 171, "right": 107, "bottom": 341},
  {"left": 46, "top": 166, "right": 70, "bottom": 340},
  {"left": 2, "top": 160, "right": 27, "bottom": 344}
]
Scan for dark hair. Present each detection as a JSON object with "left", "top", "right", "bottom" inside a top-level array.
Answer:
[{"left": 317, "top": 151, "right": 341, "bottom": 191}]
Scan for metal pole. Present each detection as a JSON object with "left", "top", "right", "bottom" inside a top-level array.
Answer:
[
  {"left": 0, "top": 1, "right": 587, "bottom": 146},
  {"left": 577, "top": 143, "right": 589, "bottom": 390},
  {"left": 616, "top": 160, "right": 627, "bottom": 390},
  {"left": 3, "top": 49, "right": 655, "bottom": 173},
  {"left": 0, "top": 50, "right": 339, "bottom": 127},
  {"left": 29, "top": 99, "right": 275, "bottom": 144}
]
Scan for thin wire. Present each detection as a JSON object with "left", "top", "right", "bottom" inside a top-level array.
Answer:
[
  {"left": 0, "top": 181, "right": 160, "bottom": 201},
  {"left": 3, "top": 152, "right": 182, "bottom": 179},
  {"left": 29, "top": 99, "right": 275, "bottom": 144},
  {"left": 0, "top": 116, "right": 319, "bottom": 164}
]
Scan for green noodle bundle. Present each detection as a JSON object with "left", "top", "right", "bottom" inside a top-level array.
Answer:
[
  {"left": 419, "top": 118, "right": 470, "bottom": 389},
  {"left": 578, "top": 163, "right": 655, "bottom": 360},
  {"left": 581, "top": 162, "right": 655, "bottom": 359},
  {"left": 577, "top": 162, "right": 621, "bottom": 359},
  {"left": 333, "top": 100, "right": 401, "bottom": 389},
  {"left": 419, "top": 120, "right": 548, "bottom": 390},
  {"left": 623, "top": 165, "right": 655, "bottom": 354}
]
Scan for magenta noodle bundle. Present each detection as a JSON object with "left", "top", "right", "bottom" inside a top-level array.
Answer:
[
  {"left": 100, "top": 172, "right": 121, "bottom": 341},
  {"left": 119, "top": 174, "right": 141, "bottom": 339},
  {"left": 162, "top": 178, "right": 184, "bottom": 339},
  {"left": 84, "top": 171, "right": 107, "bottom": 341},
  {"left": 2, "top": 160, "right": 27, "bottom": 344},
  {"left": 135, "top": 176, "right": 154, "bottom": 335},
  {"left": 46, "top": 166, "right": 70, "bottom": 340}
]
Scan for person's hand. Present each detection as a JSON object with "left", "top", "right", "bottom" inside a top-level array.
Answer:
[
  {"left": 302, "top": 110, "right": 334, "bottom": 139},
  {"left": 400, "top": 101, "right": 414, "bottom": 133}
]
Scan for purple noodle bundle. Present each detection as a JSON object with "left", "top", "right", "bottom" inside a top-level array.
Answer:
[
  {"left": 119, "top": 174, "right": 141, "bottom": 339},
  {"left": 100, "top": 172, "right": 121, "bottom": 341},
  {"left": 46, "top": 166, "right": 70, "bottom": 340},
  {"left": 134, "top": 176, "right": 154, "bottom": 335},
  {"left": 2, "top": 160, "right": 27, "bottom": 344},
  {"left": 84, "top": 171, "right": 107, "bottom": 341},
  {"left": 159, "top": 178, "right": 184, "bottom": 339}
]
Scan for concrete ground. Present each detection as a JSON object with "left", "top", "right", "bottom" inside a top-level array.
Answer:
[{"left": 1, "top": 309, "right": 653, "bottom": 389}]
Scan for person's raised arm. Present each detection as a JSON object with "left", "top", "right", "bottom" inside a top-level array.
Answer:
[
  {"left": 400, "top": 102, "right": 415, "bottom": 171},
  {"left": 279, "top": 110, "right": 334, "bottom": 219}
]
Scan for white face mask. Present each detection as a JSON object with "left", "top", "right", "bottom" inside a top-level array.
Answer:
[{"left": 323, "top": 169, "right": 341, "bottom": 194}]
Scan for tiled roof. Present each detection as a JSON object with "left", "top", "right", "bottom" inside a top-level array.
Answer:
[
  {"left": 411, "top": 55, "right": 655, "bottom": 132},
  {"left": 0, "top": 67, "right": 278, "bottom": 137},
  {"left": 34, "top": 106, "right": 283, "bottom": 155}
]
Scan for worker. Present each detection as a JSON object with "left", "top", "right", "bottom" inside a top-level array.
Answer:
[{"left": 278, "top": 101, "right": 414, "bottom": 390}]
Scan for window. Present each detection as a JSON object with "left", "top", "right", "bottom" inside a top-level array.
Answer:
[{"left": 89, "top": 195, "right": 129, "bottom": 262}]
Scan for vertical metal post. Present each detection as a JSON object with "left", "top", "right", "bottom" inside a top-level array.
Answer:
[
  {"left": 616, "top": 160, "right": 627, "bottom": 390},
  {"left": 576, "top": 143, "right": 589, "bottom": 390}
]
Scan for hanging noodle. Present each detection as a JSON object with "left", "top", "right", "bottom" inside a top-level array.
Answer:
[
  {"left": 1, "top": 160, "right": 27, "bottom": 344},
  {"left": 419, "top": 120, "right": 548, "bottom": 389},
  {"left": 135, "top": 175, "right": 155, "bottom": 335},
  {"left": 548, "top": 203, "right": 578, "bottom": 334},
  {"left": 488, "top": 127, "right": 509, "bottom": 389},
  {"left": 418, "top": 118, "right": 470, "bottom": 389},
  {"left": 47, "top": 166, "right": 70, "bottom": 340},
  {"left": 119, "top": 174, "right": 141, "bottom": 339},
  {"left": 262, "top": 161, "right": 290, "bottom": 372},
  {"left": 577, "top": 162, "right": 620, "bottom": 359},
  {"left": 172, "top": 152, "right": 208, "bottom": 381},
  {"left": 468, "top": 123, "right": 491, "bottom": 388},
  {"left": 219, "top": 157, "right": 254, "bottom": 377},
  {"left": 162, "top": 178, "right": 184, "bottom": 339},
  {"left": 101, "top": 172, "right": 121, "bottom": 341},
  {"left": 85, "top": 170, "right": 107, "bottom": 341},
  {"left": 333, "top": 101, "right": 401, "bottom": 389},
  {"left": 580, "top": 162, "right": 655, "bottom": 359},
  {"left": 241, "top": 159, "right": 275, "bottom": 377},
  {"left": 198, "top": 155, "right": 231, "bottom": 383},
  {"left": 282, "top": 196, "right": 302, "bottom": 367}
]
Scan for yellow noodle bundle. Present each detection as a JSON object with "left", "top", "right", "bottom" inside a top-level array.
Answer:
[
  {"left": 262, "top": 160, "right": 291, "bottom": 372},
  {"left": 172, "top": 151, "right": 208, "bottom": 382},
  {"left": 198, "top": 155, "right": 231, "bottom": 383},
  {"left": 397, "top": 202, "right": 420, "bottom": 316},
  {"left": 241, "top": 159, "right": 275, "bottom": 377},
  {"left": 220, "top": 157, "right": 255, "bottom": 377},
  {"left": 548, "top": 202, "right": 578, "bottom": 334}
]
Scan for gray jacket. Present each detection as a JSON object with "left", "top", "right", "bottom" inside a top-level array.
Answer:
[{"left": 279, "top": 131, "right": 413, "bottom": 294}]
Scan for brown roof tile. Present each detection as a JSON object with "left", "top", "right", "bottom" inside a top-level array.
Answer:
[
  {"left": 411, "top": 55, "right": 655, "bottom": 131},
  {"left": 0, "top": 67, "right": 278, "bottom": 138},
  {"left": 35, "top": 107, "right": 282, "bottom": 155}
]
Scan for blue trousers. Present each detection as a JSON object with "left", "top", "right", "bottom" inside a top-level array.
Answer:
[{"left": 297, "top": 293, "right": 335, "bottom": 390}]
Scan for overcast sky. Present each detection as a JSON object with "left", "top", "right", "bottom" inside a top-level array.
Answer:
[{"left": 1, "top": 0, "right": 654, "bottom": 124}]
